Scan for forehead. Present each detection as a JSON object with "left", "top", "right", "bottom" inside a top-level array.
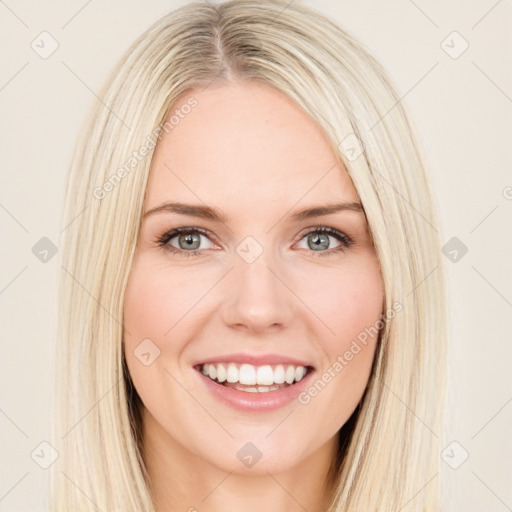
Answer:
[{"left": 145, "top": 81, "right": 359, "bottom": 213}]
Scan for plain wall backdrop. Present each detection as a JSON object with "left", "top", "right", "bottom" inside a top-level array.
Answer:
[{"left": 1, "top": 1, "right": 511, "bottom": 510}]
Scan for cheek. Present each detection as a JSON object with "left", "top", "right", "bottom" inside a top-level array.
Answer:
[
  {"left": 122, "top": 259, "right": 204, "bottom": 416},
  {"left": 123, "top": 258, "right": 210, "bottom": 339},
  {"left": 306, "top": 256, "right": 382, "bottom": 388},
  {"left": 122, "top": 259, "right": 193, "bottom": 384},
  {"left": 304, "top": 256, "right": 384, "bottom": 349},
  {"left": 295, "top": 258, "right": 383, "bottom": 427}
]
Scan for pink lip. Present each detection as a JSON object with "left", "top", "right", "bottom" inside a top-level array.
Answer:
[
  {"left": 195, "top": 366, "right": 315, "bottom": 412},
  {"left": 192, "top": 353, "right": 313, "bottom": 368}
]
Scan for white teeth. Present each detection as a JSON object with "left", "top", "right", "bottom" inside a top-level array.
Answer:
[
  {"left": 199, "top": 362, "right": 310, "bottom": 387},
  {"left": 274, "top": 365, "right": 285, "bottom": 384},
  {"left": 216, "top": 363, "right": 227, "bottom": 383},
  {"left": 225, "top": 383, "right": 286, "bottom": 393},
  {"left": 239, "top": 364, "right": 257, "bottom": 385},
  {"left": 285, "top": 365, "right": 296, "bottom": 385},
  {"left": 226, "top": 363, "right": 238, "bottom": 383},
  {"left": 256, "top": 365, "right": 274, "bottom": 385},
  {"left": 295, "top": 366, "right": 306, "bottom": 382}
]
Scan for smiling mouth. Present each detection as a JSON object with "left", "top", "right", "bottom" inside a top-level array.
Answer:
[{"left": 195, "top": 362, "right": 314, "bottom": 393}]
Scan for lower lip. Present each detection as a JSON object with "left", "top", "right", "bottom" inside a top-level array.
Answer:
[{"left": 196, "top": 368, "right": 315, "bottom": 412}]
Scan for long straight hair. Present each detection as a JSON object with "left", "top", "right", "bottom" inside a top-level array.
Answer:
[{"left": 50, "top": 1, "right": 447, "bottom": 510}]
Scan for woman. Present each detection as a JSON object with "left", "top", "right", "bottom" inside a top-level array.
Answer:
[{"left": 51, "top": 1, "right": 447, "bottom": 510}]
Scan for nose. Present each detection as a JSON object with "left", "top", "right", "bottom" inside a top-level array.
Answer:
[{"left": 220, "top": 252, "right": 294, "bottom": 334}]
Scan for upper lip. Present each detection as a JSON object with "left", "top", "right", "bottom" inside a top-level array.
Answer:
[{"left": 192, "top": 353, "right": 314, "bottom": 368}]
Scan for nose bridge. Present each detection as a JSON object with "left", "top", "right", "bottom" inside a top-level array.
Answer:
[{"left": 221, "top": 242, "right": 293, "bottom": 331}]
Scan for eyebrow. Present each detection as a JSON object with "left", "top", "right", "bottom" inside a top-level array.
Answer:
[{"left": 142, "top": 201, "right": 363, "bottom": 223}]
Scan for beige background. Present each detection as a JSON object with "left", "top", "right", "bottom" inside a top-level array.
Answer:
[{"left": 1, "top": 1, "right": 511, "bottom": 510}]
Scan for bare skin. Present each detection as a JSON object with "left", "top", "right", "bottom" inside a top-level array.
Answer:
[{"left": 123, "top": 81, "right": 384, "bottom": 512}]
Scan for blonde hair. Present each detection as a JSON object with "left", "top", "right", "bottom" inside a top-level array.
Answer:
[{"left": 50, "top": 1, "right": 447, "bottom": 510}]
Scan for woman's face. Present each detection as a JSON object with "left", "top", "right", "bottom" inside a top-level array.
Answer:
[{"left": 123, "top": 81, "right": 384, "bottom": 475}]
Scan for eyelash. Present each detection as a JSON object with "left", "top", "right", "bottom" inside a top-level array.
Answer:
[{"left": 156, "top": 226, "right": 354, "bottom": 258}]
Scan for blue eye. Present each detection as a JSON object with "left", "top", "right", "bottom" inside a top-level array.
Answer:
[
  {"left": 156, "top": 226, "right": 353, "bottom": 258},
  {"left": 296, "top": 226, "right": 353, "bottom": 256},
  {"left": 157, "top": 227, "right": 214, "bottom": 257}
]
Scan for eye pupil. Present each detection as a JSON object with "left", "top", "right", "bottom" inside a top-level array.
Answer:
[
  {"left": 179, "top": 233, "right": 200, "bottom": 250},
  {"left": 308, "top": 233, "right": 329, "bottom": 251}
]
